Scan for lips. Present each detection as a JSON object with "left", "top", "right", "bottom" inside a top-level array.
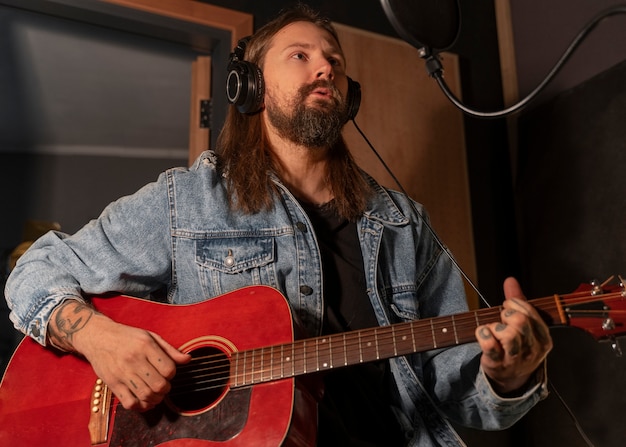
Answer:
[
  {"left": 299, "top": 81, "right": 340, "bottom": 108},
  {"left": 311, "top": 87, "right": 331, "bottom": 97}
]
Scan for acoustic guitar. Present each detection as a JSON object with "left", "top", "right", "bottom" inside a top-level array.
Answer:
[{"left": 1, "top": 281, "right": 625, "bottom": 446}]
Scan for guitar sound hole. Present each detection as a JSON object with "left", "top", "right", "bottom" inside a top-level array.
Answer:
[{"left": 168, "top": 346, "right": 230, "bottom": 413}]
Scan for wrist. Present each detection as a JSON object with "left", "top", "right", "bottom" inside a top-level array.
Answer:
[
  {"left": 47, "top": 299, "right": 100, "bottom": 353},
  {"left": 485, "top": 363, "right": 546, "bottom": 398}
]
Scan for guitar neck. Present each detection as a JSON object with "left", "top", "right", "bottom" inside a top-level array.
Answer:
[{"left": 229, "top": 296, "right": 566, "bottom": 387}]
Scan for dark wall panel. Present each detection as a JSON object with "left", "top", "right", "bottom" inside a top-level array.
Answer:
[
  {"left": 517, "top": 59, "right": 626, "bottom": 296},
  {"left": 514, "top": 59, "right": 626, "bottom": 447}
]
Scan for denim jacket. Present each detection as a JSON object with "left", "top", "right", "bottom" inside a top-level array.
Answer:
[{"left": 6, "top": 151, "right": 547, "bottom": 446}]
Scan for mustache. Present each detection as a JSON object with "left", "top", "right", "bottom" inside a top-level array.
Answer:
[{"left": 298, "top": 79, "right": 342, "bottom": 103}]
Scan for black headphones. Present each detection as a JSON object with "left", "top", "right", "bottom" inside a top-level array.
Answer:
[{"left": 226, "top": 37, "right": 361, "bottom": 121}]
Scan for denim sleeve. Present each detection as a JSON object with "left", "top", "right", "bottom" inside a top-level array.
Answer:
[
  {"left": 419, "top": 252, "right": 549, "bottom": 430},
  {"left": 424, "top": 338, "right": 548, "bottom": 430},
  {"left": 5, "top": 173, "right": 172, "bottom": 346}
]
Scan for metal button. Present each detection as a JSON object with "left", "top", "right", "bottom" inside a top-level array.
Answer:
[{"left": 225, "top": 249, "right": 235, "bottom": 267}]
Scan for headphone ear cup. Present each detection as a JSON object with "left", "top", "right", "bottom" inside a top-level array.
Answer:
[
  {"left": 226, "top": 60, "right": 264, "bottom": 114},
  {"left": 345, "top": 77, "right": 361, "bottom": 121}
]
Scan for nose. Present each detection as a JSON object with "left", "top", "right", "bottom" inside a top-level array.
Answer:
[{"left": 315, "top": 58, "right": 334, "bottom": 81}]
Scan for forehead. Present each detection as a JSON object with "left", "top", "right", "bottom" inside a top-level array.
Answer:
[{"left": 268, "top": 21, "right": 342, "bottom": 55}]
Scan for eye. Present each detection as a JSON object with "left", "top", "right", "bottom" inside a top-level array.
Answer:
[
  {"left": 328, "top": 55, "right": 345, "bottom": 70},
  {"left": 292, "top": 52, "right": 308, "bottom": 61}
]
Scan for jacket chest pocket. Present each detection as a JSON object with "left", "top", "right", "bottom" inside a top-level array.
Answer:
[{"left": 195, "top": 237, "right": 277, "bottom": 297}]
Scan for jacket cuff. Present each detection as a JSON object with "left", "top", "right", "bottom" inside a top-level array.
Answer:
[{"left": 478, "top": 360, "right": 549, "bottom": 406}]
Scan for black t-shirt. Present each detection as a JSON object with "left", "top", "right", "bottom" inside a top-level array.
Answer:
[{"left": 300, "top": 200, "right": 406, "bottom": 447}]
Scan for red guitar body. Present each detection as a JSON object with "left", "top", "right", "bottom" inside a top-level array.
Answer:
[
  {"left": 0, "top": 286, "right": 316, "bottom": 447},
  {"left": 3, "top": 279, "right": 626, "bottom": 446}
]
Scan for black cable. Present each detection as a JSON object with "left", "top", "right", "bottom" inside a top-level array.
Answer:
[
  {"left": 425, "top": 4, "right": 626, "bottom": 118},
  {"left": 351, "top": 119, "right": 599, "bottom": 447},
  {"left": 350, "top": 118, "right": 491, "bottom": 308}
]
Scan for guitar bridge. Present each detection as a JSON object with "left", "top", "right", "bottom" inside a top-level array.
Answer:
[{"left": 88, "top": 378, "right": 112, "bottom": 445}]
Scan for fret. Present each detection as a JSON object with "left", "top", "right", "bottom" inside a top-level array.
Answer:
[
  {"left": 395, "top": 324, "right": 413, "bottom": 354},
  {"left": 233, "top": 351, "right": 240, "bottom": 387},
  {"left": 259, "top": 347, "right": 265, "bottom": 382},
  {"left": 391, "top": 325, "right": 398, "bottom": 356},
  {"left": 250, "top": 349, "right": 256, "bottom": 384},
  {"left": 288, "top": 342, "right": 295, "bottom": 377},
  {"left": 431, "top": 316, "right": 457, "bottom": 347},
  {"left": 315, "top": 339, "right": 319, "bottom": 371},
  {"left": 451, "top": 314, "right": 459, "bottom": 344},
  {"left": 319, "top": 337, "right": 332, "bottom": 370},
  {"left": 359, "top": 328, "right": 379, "bottom": 363},
  {"left": 357, "top": 331, "right": 363, "bottom": 363},
  {"left": 280, "top": 344, "right": 285, "bottom": 379},
  {"left": 269, "top": 345, "right": 280, "bottom": 381},
  {"left": 376, "top": 326, "right": 393, "bottom": 359},
  {"left": 303, "top": 339, "right": 316, "bottom": 374},
  {"left": 342, "top": 333, "right": 348, "bottom": 366},
  {"left": 299, "top": 340, "right": 307, "bottom": 375},
  {"left": 324, "top": 337, "right": 332, "bottom": 369},
  {"left": 242, "top": 350, "right": 249, "bottom": 385},
  {"left": 265, "top": 346, "right": 273, "bottom": 381},
  {"left": 374, "top": 328, "right": 380, "bottom": 360},
  {"left": 430, "top": 319, "right": 437, "bottom": 348}
]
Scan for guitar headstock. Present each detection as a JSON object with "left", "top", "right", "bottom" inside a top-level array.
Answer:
[{"left": 561, "top": 276, "right": 626, "bottom": 343}]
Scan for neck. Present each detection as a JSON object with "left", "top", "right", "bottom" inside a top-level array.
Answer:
[{"left": 266, "top": 128, "right": 333, "bottom": 205}]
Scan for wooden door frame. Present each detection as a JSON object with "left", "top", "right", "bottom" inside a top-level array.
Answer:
[{"left": 0, "top": 0, "right": 253, "bottom": 162}]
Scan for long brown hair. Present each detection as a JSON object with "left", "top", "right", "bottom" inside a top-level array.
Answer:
[{"left": 215, "top": 4, "right": 371, "bottom": 221}]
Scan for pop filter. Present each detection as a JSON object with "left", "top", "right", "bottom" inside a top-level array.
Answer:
[{"left": 380, "top": 0, "right": 460, "bottom": 51}]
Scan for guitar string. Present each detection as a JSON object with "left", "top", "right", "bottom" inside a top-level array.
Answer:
[
  {"left": 171, "top": 292, "right": 624, "bottom": 390},
  {"left": 164, "top": 291, "right": 625, "bottom": 394}
]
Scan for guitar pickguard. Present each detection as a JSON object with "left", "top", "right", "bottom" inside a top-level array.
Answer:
[{"left": 109, "top": 387, "right": 252, "bottom": 446}]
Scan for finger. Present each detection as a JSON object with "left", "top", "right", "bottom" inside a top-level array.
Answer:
[
  {"left": 500, "top": 307, "right": 533, "bottom": 353},
  {"left": 150, "top": 331, "right": 191, "bottom": 364},
  {"left": 128, "top": 371, "right": 168, "bottom": 407},
  {"left": 492, "top": 322, "right": 523, "bottom": 359},
  {"left": 481, "top": 320, "right": 528, "bottom": 362},
  {"left": 475, "top": 325, "right": 504, "bottom": 364},
  {"left": 108, "top": 380, "right": 143, "bottom": 411},
  {"left": 503, "top": 277, "right": 524, "bottom": 301},
  {"left": 503, "top": 298, "right": 552, "bottom": 351},
  {"left": 137, "top": 362, "right": 172, "bottom": 396}
]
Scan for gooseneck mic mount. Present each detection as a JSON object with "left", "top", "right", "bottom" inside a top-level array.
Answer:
[{"left": 381, "top": 0, "right": 626, "bottom": 118}]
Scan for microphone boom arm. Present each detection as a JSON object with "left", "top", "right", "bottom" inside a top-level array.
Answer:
[{"left": 422, "top": 5, "right": 626, "bottom": 118}]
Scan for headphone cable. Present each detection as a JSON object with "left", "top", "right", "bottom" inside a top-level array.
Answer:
[{"left": 350, "top": 118, "right": 490, "bottom": 308}]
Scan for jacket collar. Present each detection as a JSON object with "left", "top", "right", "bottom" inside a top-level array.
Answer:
[{"left": 362, "top": 172, "right": 410, "bottom": 226}]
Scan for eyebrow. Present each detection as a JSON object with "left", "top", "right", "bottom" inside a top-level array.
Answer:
[{"left": 282, "top": 42, "right": 344, "bottom": 60}]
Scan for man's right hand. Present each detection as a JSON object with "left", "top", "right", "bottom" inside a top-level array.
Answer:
[{"left": 48, "top": 299, "right": 191, "bottom": 411}]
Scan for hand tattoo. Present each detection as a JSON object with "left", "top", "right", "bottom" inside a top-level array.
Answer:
[{"left": 479, "top": 327, "right": 492, "bottom": 340}]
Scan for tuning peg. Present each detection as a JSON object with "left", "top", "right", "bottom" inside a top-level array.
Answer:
[{"left": 590, "top": 279, "right": 603, "bottom": 296}]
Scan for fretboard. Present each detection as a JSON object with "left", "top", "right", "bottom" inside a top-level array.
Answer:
[{"left": 229, "top": 298, "right": 563, "bottom": 388}]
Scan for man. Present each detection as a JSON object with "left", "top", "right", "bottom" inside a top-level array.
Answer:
[{"left": 5, "top": 4, "right": 552, "bottom": 446}]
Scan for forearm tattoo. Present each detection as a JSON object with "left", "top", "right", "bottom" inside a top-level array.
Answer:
[{"left": 48, "top": 300, "right": 95, "bottom": 352}]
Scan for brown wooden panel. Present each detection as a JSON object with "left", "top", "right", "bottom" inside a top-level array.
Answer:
[
  {"left": 336, "top": 24, "right": 478, "bottom": 307},
  {"left": 189, "top": 55, "right": 211, "bottom": 165},
  {"left": 98, "top": 0, "right": 253, "bottom": 48}
]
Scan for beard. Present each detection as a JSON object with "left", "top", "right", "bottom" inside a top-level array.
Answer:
[{"left": 266, "top": 80, "right": 348, "bottom": 148}]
